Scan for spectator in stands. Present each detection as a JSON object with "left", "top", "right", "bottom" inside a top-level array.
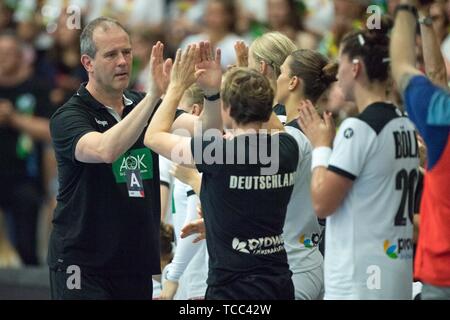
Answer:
[
  {"left": 266, "top": 0, "right": 318, "bottom": 49},
  {"left": 0, "top": 31, "right": 53, "bottom": 266},
  {"left": 180, "top": 0, "right": 243, "bottom": 69}
]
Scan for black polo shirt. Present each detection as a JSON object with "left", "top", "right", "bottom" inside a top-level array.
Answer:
[
  {"left": 191, "top": 132, "right": 299, "bottom": 287},
  {"left": 48, "top": 84, "right": 160, "bottom": 276}
]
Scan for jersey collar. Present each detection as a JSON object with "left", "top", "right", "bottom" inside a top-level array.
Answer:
[{"left": 76, "top": 82, "right": 134, "bottom": 111}]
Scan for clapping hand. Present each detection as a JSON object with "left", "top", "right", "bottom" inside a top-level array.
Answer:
[{"left": 297, "top": 100, "right": 336, "bottom": 148}]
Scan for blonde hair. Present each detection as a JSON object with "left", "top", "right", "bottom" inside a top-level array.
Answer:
[
  {"left": 250, "top": 32, "right": 297, "bottom": 78},
  {"left": 181, "top": 84, "right": 204, "bottom": 107}
]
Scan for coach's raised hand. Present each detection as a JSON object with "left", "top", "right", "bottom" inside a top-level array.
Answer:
[{"left": 149, "top": 41, "right": 173, "bottom": 97}]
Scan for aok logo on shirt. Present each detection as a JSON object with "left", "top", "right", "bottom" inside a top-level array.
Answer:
[
  {"left": 112, "top": 148, "right": 153, "bottom": 183},
  {"left": 383, "top": 239, "right": 413, "bottom": 260}
]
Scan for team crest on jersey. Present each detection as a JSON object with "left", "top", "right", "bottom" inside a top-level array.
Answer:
[
  {"left": 383, "top": 239, "right": 413, "bottom": 260},
  {"left": 344, "top": 128, "right": 354, "bottom": 139},
  {"left": 299, "top": 233, "right": 321, "bottom": 249}
]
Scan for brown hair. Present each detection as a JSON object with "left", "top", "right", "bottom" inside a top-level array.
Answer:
[
  {"left": 160, "top": 222, "right": 174, "bottom": 257},
  {"left": 340, "top": 16, "right": 393, "bottom": 82},
  {"left": 209, "top": 0, "right": 237, "bottom": 33},
  {"left": 221, "top": 68, "right": 274, "bottom": 125},
  {"left": 288, "top": 49, "right": 338, "bottom": 104}
]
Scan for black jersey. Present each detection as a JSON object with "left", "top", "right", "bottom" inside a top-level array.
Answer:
[{"left": 191, "top": 132, "right": 299, "bottom": 287}]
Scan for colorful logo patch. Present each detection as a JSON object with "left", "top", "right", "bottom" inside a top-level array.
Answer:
[
  {"left": 299, "top": 233, "right": 320, "bottom": 249},
  {"left": 384, "top": 240, "right": 398, "bottom": 259},
  {"left": 112, "top": 148, "right": 154, "bottom": 183}
]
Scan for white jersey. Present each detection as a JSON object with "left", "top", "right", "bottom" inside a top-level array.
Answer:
[
  {"left": 284, "top": 122, "right": 324, "bottom": 274},
  {"left": 174, "top": 241, "right": 209, "bottom": 300},
  {"left": 172, "top": 179, "right": 196, "bottom": 242},
  {"left": 159, "top": 155, "right": 174, "bottom": 225},
  {"left": 166, "top": 186, "right": 207, "bottom": 300},
  {"left": 324, "top": 103, "right": 419, "bottom": 300}
]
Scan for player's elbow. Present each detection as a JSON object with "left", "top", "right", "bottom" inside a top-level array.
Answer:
[
  {"left": 144, "top": 133, "right": 156, "bottom": 150},
  {"left": 312, "top": 197, "right": 336, "bottom": 219},
  {"left": 101, "top": 150, "right": 119, "bottom": 164},
  {"left": 313, "top": 204, "right": 333, "bottom": 219}
]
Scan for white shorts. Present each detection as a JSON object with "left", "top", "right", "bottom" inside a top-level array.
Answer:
[{"left": 292, "top": 263, "right": 324, "bottom": 300}]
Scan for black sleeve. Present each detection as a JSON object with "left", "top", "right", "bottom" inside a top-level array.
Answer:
[{"left": 50, "top": 107, "right": 96, "bottom": 164}]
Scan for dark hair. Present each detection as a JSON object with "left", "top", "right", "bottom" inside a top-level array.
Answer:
[
  {"left": 286, "top": 0, "right": 305, "bottom": 31},
  {"left": 160, "top": 223, "right": 174, "bottom": 256},
  {"left": 80, "top": 17, "right": 128, "bottom": 57},
  {"left": 340, "top": 16, "right": 393, "bottom": 82},
  {"left": 288, "top": 49, "right": 338, "bottom": 104},
  {"left": 0, "top": 29, "right": 18, "bottom": 41},
  {"left": 222, "top": 68, "right": 274, "bottom": 125},
  {"left": 209, "top": 0, "right": 237, "bottom": 33}
]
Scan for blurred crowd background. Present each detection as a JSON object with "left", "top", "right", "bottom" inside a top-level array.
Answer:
[{"left": 0, "top": 0, "right": 449, "bottom": 270}]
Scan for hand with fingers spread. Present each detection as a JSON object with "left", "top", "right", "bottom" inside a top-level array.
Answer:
[
  {"left": 149, "top": 41, "right": 173, "bottom": 97},
  {"left": 297, "top": 100, "right": 336, "bottom": 148},
  {"left": 234, "top": 40, "right": 249, "bottom": 67},
  {"left": 169, "top": 44, "right": 200, "bottom": 92},
  {"left": 180, "top": 218, "right": 205, "bottom": 243},
  {"left": 195, "top": 41, "right": 222, "bottom": 96}
]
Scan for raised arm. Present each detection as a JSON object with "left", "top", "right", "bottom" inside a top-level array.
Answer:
[
  {"left": 390, "top": 0, "right": 424, "bottom": 94},
  {"left": 418, "top": 4, "right": 448, "bottom": 88},
  {"left": 171, "top": 41, "right": 223, "bottom": 135},
  {"left": 74, "top": 43, "right": 165, "bottom": 164},
  {"left": 144, "top": 45, "right": 199, "bottom": 167}
]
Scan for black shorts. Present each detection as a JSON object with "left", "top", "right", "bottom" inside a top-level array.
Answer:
[
  {"left": 206, "top": 273, "right": 294, "bottom": 300},
  {"left": 49, "top": 267, "right": 153, "bottom": 300}
]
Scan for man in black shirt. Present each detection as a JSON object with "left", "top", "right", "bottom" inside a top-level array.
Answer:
[
  {"left": 48, "top": 17, "right": 163, "bottom": 299},
  {"left": 0, "top": 31, "right": 53, "bottom": 266}
]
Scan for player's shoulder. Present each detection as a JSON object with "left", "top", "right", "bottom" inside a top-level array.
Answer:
[{"left": 356, "top": 102, "right": 405, "bottom": 135}]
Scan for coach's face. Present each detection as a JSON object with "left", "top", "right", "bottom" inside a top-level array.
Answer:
[{"left": 84, "top": 26, "right": 132, "bottom": 92}]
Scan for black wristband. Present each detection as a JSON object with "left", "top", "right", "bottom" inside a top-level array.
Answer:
[
  {"left": 394, "top": 4, "right": 418, "bottom": 19},
  {"left": 204, "top": 92, "right": 220, "bottom": 101}
]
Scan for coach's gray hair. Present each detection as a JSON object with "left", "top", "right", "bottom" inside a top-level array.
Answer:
[{"left": 80, "top": 17, "right": 128, "bottom": 57}]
